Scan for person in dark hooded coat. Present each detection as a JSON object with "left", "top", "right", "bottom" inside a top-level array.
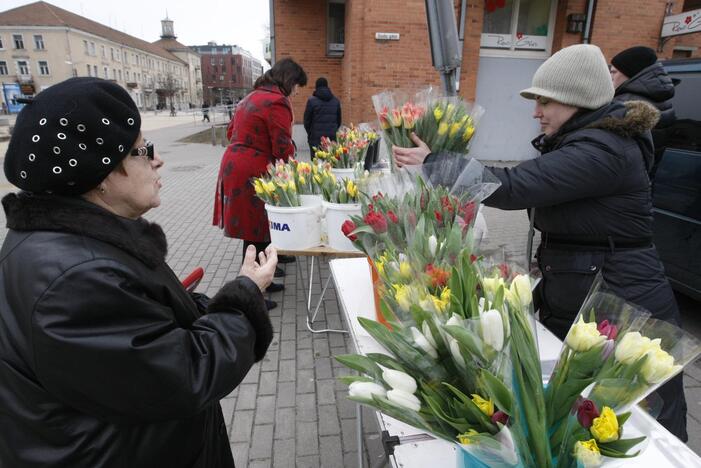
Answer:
[
  {"left": 392, "top": 44, "right": 688, "bottom": 442},
  {"left": 610, "top": 46, "right": 676, "bottom": 179},
  {"left": 303, "top": 77, "right": 342, "bottom": 151}
]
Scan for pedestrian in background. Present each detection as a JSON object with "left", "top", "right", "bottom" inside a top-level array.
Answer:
[
  {"left": 303, "top": 77, "right": 342, "bottom": 152},
  {"left": 213, "top": 58, "right": 307, "bottom": 311},
  {"left": 392, "top": 44, "right": 687, "bottom": 441},
  {"left": 0, "top": 77, "right": 276, "bottom": 467},
  {"left": 610, "top": 45, "right": 676, "bottom": 179},
  {"left": 202, "top": 101, "right": 210, "bottom": 122}
]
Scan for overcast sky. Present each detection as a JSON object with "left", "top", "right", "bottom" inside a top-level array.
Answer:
[{"left": 3, "top": 0, "right": 270, "bottom": 65}]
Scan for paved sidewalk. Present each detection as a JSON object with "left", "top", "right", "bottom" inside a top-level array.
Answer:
[{"left": 0, "top": 121, "right": 700, "bottom": 466}]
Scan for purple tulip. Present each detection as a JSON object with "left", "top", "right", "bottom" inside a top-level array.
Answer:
[{"left": 577, "top": 399, "right": 600, "bottom": 429}]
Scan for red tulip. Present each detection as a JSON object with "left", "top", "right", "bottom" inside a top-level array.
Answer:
[
  {"left": 341, "top": 220, "right": 358, "bottom": 241},
  {"left": 577, "top": 399, "right": 600, "bottom": 429},
  {"left": 597, "top": 320, "right": 618, "bottom": 340},
  {"left": 434, "top": 210, "right": 443, "bottom": 223},
  {"left": 387, "top": 210, "right": 399, "bottom": 224},
  {"left": 491, "top": 410, "right": 509, "bottom": 425},
  {"left": 364, "top": 211, "right": 388, "bottom": 234}
]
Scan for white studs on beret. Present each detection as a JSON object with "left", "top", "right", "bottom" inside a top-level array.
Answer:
[
  {"left": 96, "top": 138, "right": 104, "bottom": 145},
  {"left": 77, "top": 124, "right": 86, "bottom": 132},
  {"left": 28, "top": 153, "right": 36, "bottom": 161},
  {"left": 53, "top": 146, "right": 61, "bottom": 155},
  {"left": 102, "top": 118, "right": 110, "bottom": 125},
  {"left": 39, "top": 118, "right": 47, "bottom": 126},
  {"left": 52, "top": 166, "right": 62, "bottom": 174},
  {"left": 102, "top": 157, "right": 111, "bottom": 165},
  {"left": 118, "top": 144, "right": 124, "bottom": 152},
  {"left": 57, "top": 133, "right": 66, "bottom": 140},
  {"left": 79, "top": 143, "right": 87, "bottom": 150},
  {"left": 69, "top": 159, "right": 78, "bottom": 167},
  {"left": 20, "top": 171, "right": 27, "bottom": 179},
  {"left": 59, "top": 118, "right": 68, "bottom": 126},
  {"left": 32, "top": 135, "right": 40, "bottom": 142},
  {"left": 127, "top": 118, "right": 135, "bottom": 125}
]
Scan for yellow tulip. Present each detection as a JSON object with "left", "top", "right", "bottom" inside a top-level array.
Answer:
[
  {"left": 346, "top": 180, "right": 358, "bottom": 198},
  {"left": 449, "top": 122, "right": 462, "bottom": 138},
  {"left": 393, "top": 284, "right": 413, "bottom": 312},
  {"left": 433, "top": 106, "right": 444, "bottom": 122},
  {"left": 471, "top": 394, "right": 494, "bottom": 417},
  {"left": 591, "top": 407, "right": 619, "bottom": 443},
  {"left": 398, "top": 262, "right": 412, "bottom": 281},
  {"left": 574, "top": 439, "right": 601, "bottom": 467},
  {"left": 438, "top": 122, "right": 449, "bottom": 136},
  {"left": 462, "top": 125, "right": 475, "bottom": 142},
  {"left": 264, "top": 181, "right": 276, "bottom": 194},
  {"left": 430, "top": 294, "right": 449, "bottom": 314},
  {"left": 440, "top": 287, "right": 451, "bottom": 304},
  {"left": 457, "top": 429, "right": 479, "bottom": 445},
  {"left": 253, "top": 180, "right": 265, "bottom": 195}
]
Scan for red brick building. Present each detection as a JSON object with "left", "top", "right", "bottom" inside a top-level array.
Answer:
[
  {"left": 191, "top": 42, "right": 264, "bottom": 105},
  {"left": 271, "top": 0, "right": 701, "bottom": 160}
]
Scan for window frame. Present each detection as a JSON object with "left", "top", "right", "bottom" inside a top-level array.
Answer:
[
  {"left": 38, "top": 60, "right": 50, "bottom": 75},
  {"left": 0, "top": 36, "right": 4, "bottom": 50},
  {"left": 33, "top": 34, "right": 45, "bottom": 50},
  {"left": 13, "top": 34, "right": 24, "bottom": 50},
  {"left": 480, "top": 0, "right": 558, "bottom": 59},
  {"left": 17, "top": 60, "right": 30, "bottom": 75},
  {"left": 0, "top": 61, "right": 8, "bottom": 75},
  {"left": 326, "top": 0, "right": 346, "bottom": 57}
]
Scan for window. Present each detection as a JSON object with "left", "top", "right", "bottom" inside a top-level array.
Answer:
[
  {"left": 0, "top": 61, "right": 7, "bottom": 75},
  {"left": 101, "top": 46, "right": 106, "bottom": 58},
  {"left": 327, "top": 0, "right": 345, "bottom": 56},
  {"left": 38, "top": 61, "right": 50, "bottom": 75},
  {"left": 103, "top": 67, "right": 108, "bottom": 79},
  {"left": 220, "top": 75, "right": 224, "bottom": 81},
  {"left": 211, "top": 57, "right": 215, "bottom": 66},
  {"left": 86, "top": 64, "right": 91, "bottom": 76},
  {"left": 111, "top": 48, "right": 115, "bottom": 60},
  {"left": 482, "top": 0, "right": 554, "bottom": 53},
  {"left": 0, "top": 36, "right": 4, "bottom": 49},
  {"left": 89, "top": 42, "right": 96, "bottom": 55},
  {"left": 34, "top": 35, "right": 44, "bottom": 50},
  {"left": 13, "top": 34, "right": 24, "bottom": 49},
  {"left": 126, "top": 70, "right": 130, "bottom": 81},
  {"left": 112, "top": 69, "right": 116, "bottom": 80},
  {"left": 83, "top": 40, "right": 89, "bottom": 54},
  {"left": 93, "top": 65, "right": 98, "bottom": 76},
  {"left": 17, "top": 60, "right": 29, "bottom": 75},
  {"left": 124, "top": 50, "right": 128, "bottom": 62}
]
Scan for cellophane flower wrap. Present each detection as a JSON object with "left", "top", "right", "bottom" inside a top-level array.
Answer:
[
  {"left": 252, "top": 159, "right": 301, "bottom": 207},
  {"left": 313, "top": 124, "right": 379, "bottom": 169},
  {"left": 371, "top": 87, "right": 483, "bottom": 170}
]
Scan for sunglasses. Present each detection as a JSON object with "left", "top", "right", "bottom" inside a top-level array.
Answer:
[{"left": 130, "top": 140, "right": 155, "bottom": 159}]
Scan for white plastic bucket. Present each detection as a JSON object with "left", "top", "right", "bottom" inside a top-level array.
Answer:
[
  {"left": 265, "top": 204, "right": 322, "bottom": 250},
  {"left": 331, "top": 167, "right": 356, "bottom": 181},
  {"left": 323, "top": 201, "right": 361, "bottom": 251},
  {"left": 300, "top": 194, "right": 323, "bottom": 212}
]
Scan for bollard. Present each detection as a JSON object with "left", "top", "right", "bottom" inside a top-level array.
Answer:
[
  {"left": 220, "top": 126, "right": 227, "bottom": 147},
  {"left": 211, "top": 125, "right": 216, "bottom": 146}
]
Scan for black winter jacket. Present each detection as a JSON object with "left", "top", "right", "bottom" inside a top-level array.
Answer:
[
  {"left": 303, "top": 86, "right": 342, "bottom": 150},
  {"left": 0, "top": 193, "right": 273, "bottom": 468},
  {"left": 485, "top": 100, "right": 680, "bottom": 334}
]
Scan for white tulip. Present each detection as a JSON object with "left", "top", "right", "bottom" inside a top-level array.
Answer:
[
  {"left": 381, "top": 367, "right": 418, "bottom": 394},
  {"left": 480, "top": 309, "right": 504, "bottom": 351},
  {"left": 510, "top": 274, "right": 532, "bottom": 308},
  {"left": 450, "top": 338, "right": 466, "bottom": 369},
  {"left": 446, "top": 313, "right": 463, "bottom": 327},
  {"left": 387, "top": 389, "right": 422, "bottom": 412},
  {"left": 348, "top": 381, "right": 387, "bottom": 400},
  {"left": 411, "top": 326, "right": 438, "bottom": 358},
  {"left": 428, "top": 235, "right": 438, "bottom": 256},
  {"left": 421, "top": 321, "right": 438, "bottom": 349},
  {"left": 478, "top": 297, "right": 486, "bottom": 314}
]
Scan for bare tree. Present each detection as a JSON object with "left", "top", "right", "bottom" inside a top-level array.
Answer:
[{"left": 157, "top": 72, "right": 181, "bottom": 115}]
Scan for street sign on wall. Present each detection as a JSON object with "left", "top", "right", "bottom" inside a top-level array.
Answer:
[{"left": 661, "top": 8, "right": 701, "bottom": 38}]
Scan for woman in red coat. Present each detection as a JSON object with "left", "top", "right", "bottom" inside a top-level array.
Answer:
[{"left": 213, "top": 58, "right": 307, "bottom": 309}]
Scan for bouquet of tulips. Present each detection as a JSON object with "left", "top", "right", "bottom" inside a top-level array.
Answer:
[
  {"left": 313, "top": 124, "right": 379, "bottom": 169},
  {"left": 252, "top": 159, "right": 300, "bottom": 207},
  {"left": 321, "top": 177, "right": 360, "bottom": 204}
]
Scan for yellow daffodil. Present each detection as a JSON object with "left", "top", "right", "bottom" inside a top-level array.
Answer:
[
  {"left": 471, "top": 394, "right": 494, "bottom": 417},
  {"left": 591, "top": 407, "right": 619, "bottom": 443}
]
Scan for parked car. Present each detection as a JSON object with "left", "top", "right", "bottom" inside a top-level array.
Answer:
[{"left": 652, "top": 58, "right": 701, "bottom": 301}]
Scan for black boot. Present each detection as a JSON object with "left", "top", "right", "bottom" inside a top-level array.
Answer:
[
  {"left": 274, "top": 266, "right": 285, "bottom": 278},
  {"left": 266, "top": 282, "right": 285, "bottom": 293},
  {"left": 278, "top": 255, "right": 296, "bottom": 264},
  {"left": 265, "top": 299, "right": 278, "bottom": 310}
]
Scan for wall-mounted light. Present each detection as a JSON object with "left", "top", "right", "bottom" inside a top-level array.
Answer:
[{"left": 567, "top": 14, "right": 587, "bottom": 33}]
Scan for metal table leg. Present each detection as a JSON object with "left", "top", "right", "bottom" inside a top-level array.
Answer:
[
  {"left": 357, "top": 404, "right": 364, "bottom": 468},
  {"left": 301, "top": 256, "right": 348, "bottom": 334}
]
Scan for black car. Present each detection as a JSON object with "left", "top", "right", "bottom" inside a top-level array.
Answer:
[{"left": 652, "top": 59, "right": 701, "bottom": 301}]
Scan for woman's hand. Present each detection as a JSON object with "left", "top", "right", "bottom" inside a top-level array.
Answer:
[
  {"left": 393, "top": 132, "right": 431, "bottom": 168},
  {"left": 239, "top": 245, "right": 278, "bottom": 292}
]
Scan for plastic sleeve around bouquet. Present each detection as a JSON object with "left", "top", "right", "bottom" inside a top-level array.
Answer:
[
  {"left": 586, "top": 316, "right": 701, "bottom": 414},
  {"left": 416, "top": 97, "right": 485, "bottom": 155},
  {"left": 544, "top": 274, "right": 652, "bottom": 435}
]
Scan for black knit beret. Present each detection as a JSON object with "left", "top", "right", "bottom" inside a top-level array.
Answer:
[
  {"left": 611, "top": 46, "right": 658, "bottom": 80},
  {"left": 4, "top": 77, "right": 141, "bottom": 195}
]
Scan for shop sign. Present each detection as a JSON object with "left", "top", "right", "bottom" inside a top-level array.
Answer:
[{"left": 661, "top": 8, "right": 701, "bottom": 38}]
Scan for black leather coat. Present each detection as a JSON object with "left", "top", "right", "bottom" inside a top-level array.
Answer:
[
  {"left": 0, "top": 193, "right": 273, "bottom": 467},
  {"left": 303, "top": 86, "right": 342, "bottom": 150}
]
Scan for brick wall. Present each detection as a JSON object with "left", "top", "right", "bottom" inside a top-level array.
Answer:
[{"left": 275, "top": 0, "right": 701, "bottom": 124}]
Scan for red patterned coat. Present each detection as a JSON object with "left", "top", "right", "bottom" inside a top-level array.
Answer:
[{"left": 213, "top": 85, "right": 295, "bottom": 241}]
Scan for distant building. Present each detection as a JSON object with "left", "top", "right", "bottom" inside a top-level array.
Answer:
[
  {"left": 190, "top": 42, "right": 263, "bottom": 105},
  {"left": 0, "top": 1, "right": 203, "bottom": 111}
]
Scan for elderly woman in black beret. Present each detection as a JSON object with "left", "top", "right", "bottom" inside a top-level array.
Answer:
[{"left": 0, "top": 77, "right": 276, "bottom": 468}]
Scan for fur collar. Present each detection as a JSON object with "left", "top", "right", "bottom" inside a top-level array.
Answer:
[
  {"left": 2, "top": 192, "right": 168, "bottom": 268},
  {"left": 586, "top": 100, "right": 660, "bottom": 137}
]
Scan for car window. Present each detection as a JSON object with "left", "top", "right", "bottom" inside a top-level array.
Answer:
[
  {"left": 666, "top": 71, "right": 701, "bottom": 152},
  {"left": 654, "top": 149, "right": 701, "bottom": 221}
]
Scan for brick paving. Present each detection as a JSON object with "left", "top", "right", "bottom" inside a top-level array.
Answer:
[{"left": 1, "top": 118, "right": 700, "bottom": 466}]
